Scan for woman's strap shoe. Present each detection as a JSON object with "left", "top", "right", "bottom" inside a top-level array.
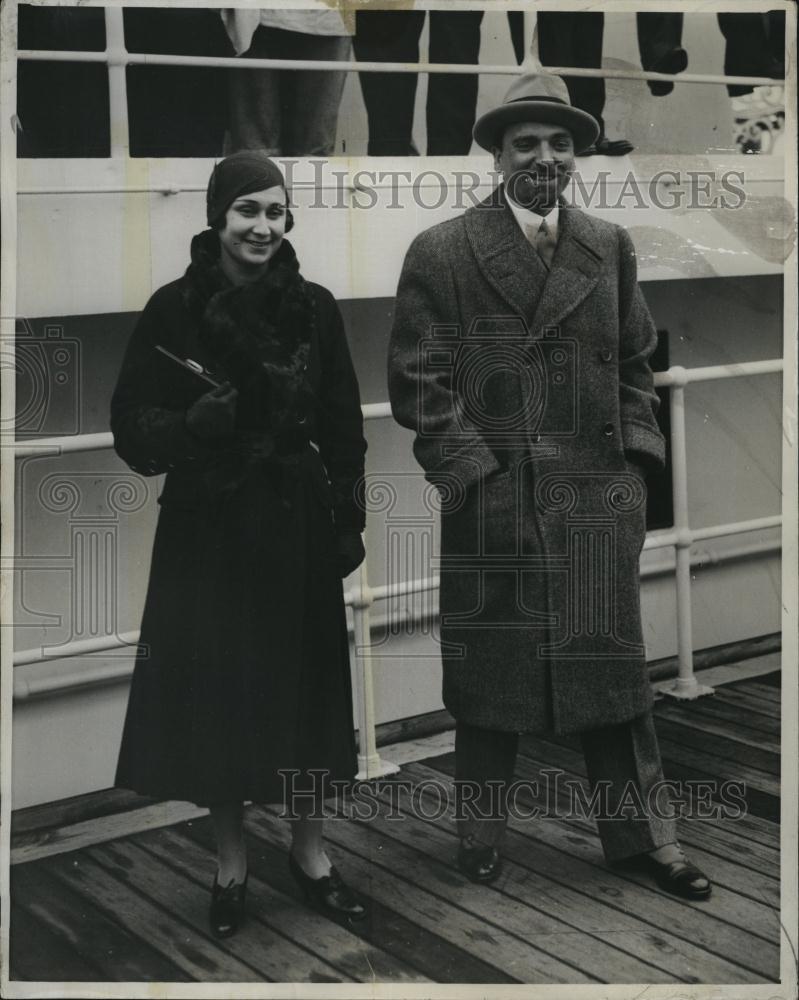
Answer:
[
  {"left": 643, "top": 854, "right": 712, "bottom": 900},
  {"left": 457, "top": 838, "right": 502, "bottom": 883},
  {"left": 210, "top": 874, "right": 247, "bottom": 938},
  {"left": 288, "top": 853, "right": 366, "bottom": 921}
]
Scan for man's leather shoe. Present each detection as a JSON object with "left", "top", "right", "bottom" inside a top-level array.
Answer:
[
  {"left": 647, "top": 47, "right": 688, "bottom": 96},
  {"left": 457, "top": 838, "right": 502, "bottom": 883},
  {"left": 642, "top": 852, "right": 712, "bottom": 900},
  {"left": 578, "top": 136, "right": 635, "bottom": 157}
]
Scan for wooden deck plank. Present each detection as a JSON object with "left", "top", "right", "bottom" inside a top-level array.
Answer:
[
  {"left": 745, "top": 670, "right": 780, "bottom": 687},
  {"left": 711, "top": 688, "right": 781, "bottom": 718},
  {"left": 11, "top": 861, "right": 189, "bottom": 982},
  {"left": 738, "top": 682, "right": 781, "bottom": 703},
  {"left": 9, "top": 896, "right": 105, "bottom": 982},
  {"left": 11, "top": 800, "right": 206, "bottom": 866},
  {"left": 304, "top": 782, "right": 769, "bottom": 984},
  {"left": 655, "top": 736, "right": 780, "bottom": 797},
  {"left": 133, "top": 824, "right": 432, "bottom": 984},
  {"left": 665, "top": 696, "right": 781, "bottom": 737},
  {"left": 651, "top": 717, "right": 780, "bottom": 775},
  {"left": 38, "top": 849, "right": 263, "bottom": 982},
  {"left": 654, "top": 698, "right": 781, "bottom": 740},
  {"left": 405, "top": 760, "right": 780, "bottom": 967},
  {"left": 244, "top": 806, "right": 599, "bottom": 984},
  {"left": 653, "top": 701, "right": 780, "bottom": 754},
  {"left": 665, "top": 819, "right": 780, "bottom": 879},
  {"left": 11, "top": 789, "right": 153, "bottom": 838},
  {"left": 178, "top": 813, "right": 512, "bottom": 985},
  {"left": 86, "top": 838, "right": 351, "bottom": 983}
]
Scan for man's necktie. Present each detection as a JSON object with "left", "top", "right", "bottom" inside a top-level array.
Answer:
[
  {"left": 525, "top": 217, "right": 557, "bottom": 269},
  {"left": 533, "top": 217, "right": 556, "bottom": 269}
]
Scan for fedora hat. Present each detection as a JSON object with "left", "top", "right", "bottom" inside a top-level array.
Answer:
[{"left": 473, "top": 73, "right": 600, "bottom": 154}]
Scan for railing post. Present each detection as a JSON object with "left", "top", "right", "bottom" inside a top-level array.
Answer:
[
  {"left": 522, "top": 11, "right": 541, "bottom": 71},
  {"left": 104, "top": 6, "right": 129, "bottom": 158},
  {"left": 350, "top": 556, "right": 400, "bottom": 780},
  {"left": 658, "top": 367, "right": 714, "bottom": 700}
]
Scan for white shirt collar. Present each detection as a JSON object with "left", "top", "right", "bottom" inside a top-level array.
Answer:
[{"left": 506, "top": 196, "right": 559, "bottom": 242}]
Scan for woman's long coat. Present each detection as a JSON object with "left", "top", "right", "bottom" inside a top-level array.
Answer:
[
  {"left": 389, "top": 187, "right": 666, "bottom": 735},
  {"left": 111, "top": 274, "right": 366, "bottom": 805}
]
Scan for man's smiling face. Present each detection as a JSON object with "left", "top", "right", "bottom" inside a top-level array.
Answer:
[{"left": 493, "top": 120, "right": 575, "bottom": 212}]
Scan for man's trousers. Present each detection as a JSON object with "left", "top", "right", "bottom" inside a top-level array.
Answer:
[
  {"left": 352, "top": 10, "right": 484, "bottom": 155},
  {"left": 455, "top": 711, "right": 676, "bottom": 862},
  {"left": 228, "top": 28, "right": 350, "bottom": 156}
]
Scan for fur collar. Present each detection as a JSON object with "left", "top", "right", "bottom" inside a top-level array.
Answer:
[{"left": 181, "top": 229, "right": 313, "bottom": 433}]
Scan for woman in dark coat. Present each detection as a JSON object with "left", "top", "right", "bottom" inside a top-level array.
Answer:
[{"left": 111, "top": 151, "right": 367, "bottom": 935}]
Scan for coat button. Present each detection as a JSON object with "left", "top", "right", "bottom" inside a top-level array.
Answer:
[
  {"left": 599, "top": 348, "right": 613, "bottom": 362},
  {"left": 297, "top": 416, "right": 308, "bottom": 425},
  {"left": 602, "top": 423, "right": 614, "bottom": 437}
]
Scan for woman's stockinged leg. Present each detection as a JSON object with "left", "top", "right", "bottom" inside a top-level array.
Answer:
[
  {"left": 289, "top": 799, "right": 332, "bottom": 880},
  {"left": 209, "top": 801, "right": 247, "bottom": 885},
  {"left": 287, "top": 798, "right": 367, "bottom": 920}
]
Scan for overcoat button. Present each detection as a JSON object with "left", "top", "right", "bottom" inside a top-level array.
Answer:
[
  {"left": 602, "top": 423, "right": 614, "bottom": 437},
  {"left": 297, "top": 416, "right": 308, "bottom": 425},
  {"left": 599, "top": 348, "right": 613, "bottom": 362}
]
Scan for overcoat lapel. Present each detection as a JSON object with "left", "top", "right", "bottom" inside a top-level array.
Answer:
[
  {"left": 464, "top": 187, "right": 606, "bottom": 336},
  {"left": 531, "top": 203, "right": 605, "bottom": 333},
  {"left": 464, "top": 187, "right": 549, "bottom": 325}
]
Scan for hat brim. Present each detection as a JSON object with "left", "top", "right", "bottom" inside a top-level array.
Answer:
[{"left": 473, "top": 100, "right": 600, "bottom": 154}]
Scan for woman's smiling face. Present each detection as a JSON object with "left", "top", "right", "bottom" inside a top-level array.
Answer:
[{"left": 218, "top": 186, "right": 287, "bottom": 282}]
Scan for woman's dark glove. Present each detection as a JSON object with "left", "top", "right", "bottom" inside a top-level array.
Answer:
[
  {"left": 337, "top": 531, "right": 365, "bottom": 578},
  {"left": 186, "top": 382, "right": 238, "bottom": 441}
]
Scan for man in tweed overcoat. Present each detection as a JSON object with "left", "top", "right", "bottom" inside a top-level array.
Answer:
[{"left": 388, "top": 74, "right": 711, "bottom": 899}]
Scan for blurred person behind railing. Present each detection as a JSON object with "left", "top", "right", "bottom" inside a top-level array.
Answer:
[
  {"left": 352, "top": 9, "right": 484, "bottom": 155},
  {"left": 222, "top": 8, "right": 353, "bottom": 156},
  {"left": 507, "top": 11, "right": 687, "bottom": 155},
  {"left": 717, "top": 10, "right": 785, "bottom": 96},
  {"left": 16, "top": 4, "right": 109, "bottom": 157},
  {"left": 717, "top": 10, "right": 785, "bottom": 154},
  {"left": 124, "top": 7, "right": 233, "bottom": 157}
]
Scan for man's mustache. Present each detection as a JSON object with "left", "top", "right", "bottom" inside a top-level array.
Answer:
[{"left": 507, "top": 167, "right": 571, "bottom": 208}]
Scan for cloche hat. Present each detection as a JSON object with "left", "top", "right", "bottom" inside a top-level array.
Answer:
[
  {"left": 473, "top": 73, "right": 600, "bottom": 154},
  {"left": 206, "top": 150, "right": 287, "bottom": 228}
]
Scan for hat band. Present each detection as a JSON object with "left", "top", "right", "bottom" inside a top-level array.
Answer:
[{"left": 505, "top": 95, "right": 570, "bottom": 107}]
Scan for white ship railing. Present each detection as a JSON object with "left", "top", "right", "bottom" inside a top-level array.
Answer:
[
  {"left": 14, "top": 8, "right": 786, "bottom": 159},
  {"left": 9, "top": 360, "right": 784, "bottom": 778}
]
